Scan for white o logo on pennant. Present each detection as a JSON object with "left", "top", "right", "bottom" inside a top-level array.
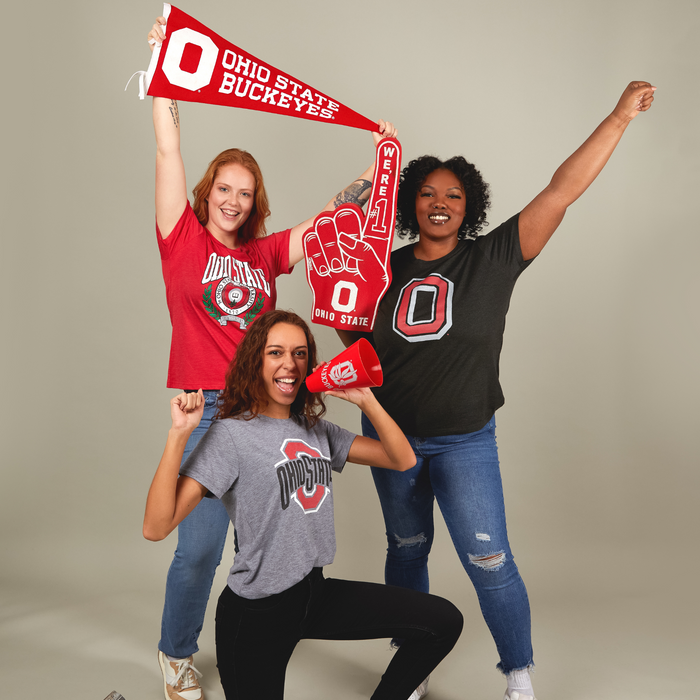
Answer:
[
  {"left": 162, "top": 28, "right": 219, "bottom": 91},
  {"left": 331, "top": 281, "right": 358, "bottom": 313}
]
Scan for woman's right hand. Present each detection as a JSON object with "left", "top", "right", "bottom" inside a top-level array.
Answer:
[
  {"left": 144, "top": 389, "right": 207, "bottom": 542},
  {"left": 170, "top": 390, "right": 204, "bottom": 433},
  {"left": 373, "top": 119, "right": 397, "bottom": 147},
  {"left": 148, "top": 16, "right": 167, "bottom": 52}
]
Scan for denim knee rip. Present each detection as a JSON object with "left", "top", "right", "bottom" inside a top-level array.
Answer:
[
  {"left": 392, "top": 532, "right": 428, "bottom": 548},
  {"left": 468, "top": 551, "right": 506, "bottom": 571}
]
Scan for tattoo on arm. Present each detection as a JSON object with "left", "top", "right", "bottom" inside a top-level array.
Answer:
[
  {"left": 333, "top": 179, "right": 372, "bottom": 209},
  {"left": 169, "top": 100, "right": 180, "bottom": 128}
]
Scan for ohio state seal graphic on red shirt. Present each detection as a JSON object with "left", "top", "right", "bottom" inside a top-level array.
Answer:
[
  {"left": 275, "top": 439, "right": 333, "bottom": 514},
  {"left": 201, "top": 253, "right": 271, "bottom": 329}
]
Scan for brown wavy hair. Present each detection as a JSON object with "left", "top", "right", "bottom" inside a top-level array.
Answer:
[
  {"left": 216, "top": 310, "right": 326, "bottom": 426},
  {"left": 192, "top": 149, "right": 271, "bottom": 243}
]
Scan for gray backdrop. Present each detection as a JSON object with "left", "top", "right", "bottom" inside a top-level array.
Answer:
[{"left": 2, "top": 1, "right": 698, "bottom": 698}]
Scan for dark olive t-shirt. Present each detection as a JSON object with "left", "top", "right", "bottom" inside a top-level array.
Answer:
[{"left": 370, "top": 214, "right": 532, "bottom": 437}]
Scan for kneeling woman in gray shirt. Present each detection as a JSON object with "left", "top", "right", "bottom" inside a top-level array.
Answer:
[{"left": 144, "top": 309, "right": 463, "bottom": 700}]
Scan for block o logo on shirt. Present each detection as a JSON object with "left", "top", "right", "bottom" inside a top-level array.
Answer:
[{"left": 393, "top": 274, "right": 454, "bottom": 343}]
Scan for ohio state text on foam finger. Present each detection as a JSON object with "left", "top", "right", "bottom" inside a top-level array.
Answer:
[{"left": 144, "top": 4, "right": 377, "bottom": 131}]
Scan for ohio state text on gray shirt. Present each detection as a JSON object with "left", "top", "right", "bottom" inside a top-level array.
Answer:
[{"left": 181, "top": 414, "right": 355, "bottom": 599}]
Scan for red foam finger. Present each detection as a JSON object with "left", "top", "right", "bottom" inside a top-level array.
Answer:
[
  {"left": 316, "top": 217, "right": 344, "bottom": 273},
  {"left": 303, "top": 138, "right": 402, "bottom": 332},
  {"left": 303, "top": 230, "right": 331, "bottom": 276},
  {"left": 362, "top": 138, "right": 401, "bottom": 264},
  {"left": 334, "top": 207, "right": 363, "bottom": 239},
  {"left": 337, "top": 235, "right": 384, "bottom": 282}
]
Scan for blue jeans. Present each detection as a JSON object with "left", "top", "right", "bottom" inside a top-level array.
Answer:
[
  {"left": 159, "top": 391, "right": 231, "bottom": 658},
  {"left": 362, "top": 413, "right": 533, "bottom": 673}
]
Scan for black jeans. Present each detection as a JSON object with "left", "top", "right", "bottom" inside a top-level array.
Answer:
[{"left": 215, "top": 568, "right": 463, "bottom": 699}]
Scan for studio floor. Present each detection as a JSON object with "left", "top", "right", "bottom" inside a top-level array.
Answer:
[
  {"left": 4, "top": 1, "right": 699, "bottom": 699},
  {"left": 3, "top": 529, "right": 695, "bottom": 699}
]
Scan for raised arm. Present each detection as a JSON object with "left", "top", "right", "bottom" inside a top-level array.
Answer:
[
  {"left": 325, "top": 387, "right": 415, "bottom": 471},
  {"left": 287, "top": 120, "right": 398, "bottom": 266},
  {"left": 518, "top": 81, "right": 656, "bottom": 261},
  {"left": 143, "top": 391, "right": 208, "bottom": 541},
  {"left": 148, "top": 17, "right": 188, "bottom": 238}
]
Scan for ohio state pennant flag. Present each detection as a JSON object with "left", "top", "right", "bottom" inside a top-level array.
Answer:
[{"left": 142, "top": 4, "right": 378, "bottom": 132}]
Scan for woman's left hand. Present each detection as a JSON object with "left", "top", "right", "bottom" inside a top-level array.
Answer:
[
  {"left": 611, "top": 81, "right": 656, "bottom": 123},
  {"left": 324, "top": 385, "right": 373, "bottom": 408}
]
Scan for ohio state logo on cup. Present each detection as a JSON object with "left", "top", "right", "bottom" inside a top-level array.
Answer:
[
  {"left": 306, "top": 339, "right": 383, "bottom": 393},
  {"left": 328, "top": 361, "right": 358, "bottom": 387}
]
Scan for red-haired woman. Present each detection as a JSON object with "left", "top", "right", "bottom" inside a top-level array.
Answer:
[
  {"left": 144, "top": 310, "right": 463, "bottom": 700},
  {"left": 146, "top": 17, "right": 397, "bottom": 700}
]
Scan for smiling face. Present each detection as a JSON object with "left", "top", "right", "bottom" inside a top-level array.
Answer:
[
  {"left": 260, "top": 323, "right": 309, "bottom": 419},
  {"left": 414, "top": 168, "right": 466, "bottom": 244},
  {"left": 206, "top": 163, "right": 256, "bottom": 244}
]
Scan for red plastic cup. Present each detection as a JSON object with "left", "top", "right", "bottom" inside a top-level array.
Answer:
[{"left": 306, "top": 338, "right": 383, "bottom": 393}]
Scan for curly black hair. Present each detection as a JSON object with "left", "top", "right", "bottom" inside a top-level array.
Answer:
[{"left": 395, "top": 155, "right": 491, "bottom": 241}]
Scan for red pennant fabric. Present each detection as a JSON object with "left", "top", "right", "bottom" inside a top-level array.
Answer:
[
  {"left": 303, "top": 137, "right": 402, "bottom": 332},
  {"left": 145, "top": 4, "right": 377, "bottom": 132}
]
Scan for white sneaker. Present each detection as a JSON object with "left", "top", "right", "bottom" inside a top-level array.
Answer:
[
  {"left": 504, "top": 692, "right": 536, "bottom": 700},
  {"left": 408, "top": 676, "right": 430, "bottom": 700},
  {"left": 158, "top": 651, "right": 204, "bottom": 700}
]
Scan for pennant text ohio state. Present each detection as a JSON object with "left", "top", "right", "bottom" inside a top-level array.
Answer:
[{"left": 146, "top": 4, "right": 377, "bottom": 131}]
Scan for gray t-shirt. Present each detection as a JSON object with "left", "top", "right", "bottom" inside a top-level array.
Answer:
[{"left": 181, "top": 413, "right": 356, "bottom": 599}]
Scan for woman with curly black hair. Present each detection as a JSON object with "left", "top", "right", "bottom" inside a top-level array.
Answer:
[
  {"left": 339, "top": 81, "right": 656, "bottom": 700},
  {"left": 395, "top": 155, "right": 491, "bottom": 242}
]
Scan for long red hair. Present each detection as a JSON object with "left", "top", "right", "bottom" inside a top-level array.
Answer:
[
  {"left": 216, "top": 311, "right": 326, "bottom": 426},
  {"left": 192, "top": 149, "right": 271, "bottom": 243}
]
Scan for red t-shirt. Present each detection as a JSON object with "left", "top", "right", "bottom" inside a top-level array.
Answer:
[{"left": 158, "top": 204, "right": 292, "bottom": 389}]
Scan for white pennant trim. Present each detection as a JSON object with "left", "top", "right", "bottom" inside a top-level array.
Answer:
[{"left": 125, "top": 3, "right": 171, "bottom": 100}]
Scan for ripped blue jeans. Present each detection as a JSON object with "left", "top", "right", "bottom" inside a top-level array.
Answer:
[{"left": 363, "top": 413, "right": 533, "bottom": 673}]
